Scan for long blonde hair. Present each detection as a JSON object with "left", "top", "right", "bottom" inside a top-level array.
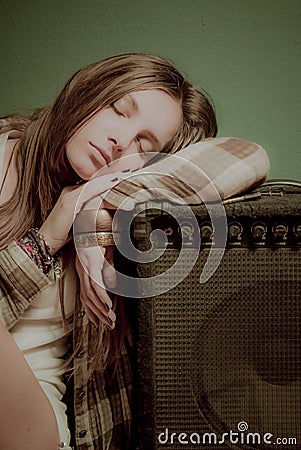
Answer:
[{"left": 0, "top": 53, "right": 217, "bottom": 372}]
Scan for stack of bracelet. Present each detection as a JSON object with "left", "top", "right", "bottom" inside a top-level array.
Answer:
[{"left": 15, "top": 228, "right": 61, "bottom": 278}]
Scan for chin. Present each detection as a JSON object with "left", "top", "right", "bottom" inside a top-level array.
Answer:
[
  {"left": 74, "top": 170, "right": 94, "bottom": 181},
  {"left": 73, "top": 164, "right": 101, "bottom": 181}
]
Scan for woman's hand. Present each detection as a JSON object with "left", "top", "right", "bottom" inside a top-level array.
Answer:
[
  {"left": 38, "top": 166, "right": 137, "bottom": 327},
  {"left": 75, "top": 245, "right": 117, "bottom": 328},
  {"left": 38, "top": 171, "right": 129, "bottom": 255},
  {"left": 38, "top": 170, "right": 131, "bottom": 328}
]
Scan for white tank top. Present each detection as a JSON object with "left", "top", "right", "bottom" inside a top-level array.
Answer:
[{"left": 0, "top": 131, "right": 76, "bottom": 447}]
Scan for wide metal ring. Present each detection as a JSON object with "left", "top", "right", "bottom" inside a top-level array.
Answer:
[{"left": 74, "top": 231, "right": 117, "bottom": 248}]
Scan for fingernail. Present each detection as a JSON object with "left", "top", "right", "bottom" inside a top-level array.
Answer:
[
  {"left": 104, "top": 303, "right": 110, "bottom": 312},
  {"left": 105, "top": 324, "right": 113, "bottom": 331},
  {"left": 111, "top": 177, "right": 119, "bottom": 182},
  {"left": 122, "top": 168, "right": 131, "bottom": 173},
  {"left": 107, "top": 317, "right": 113, "bottom": 326}
]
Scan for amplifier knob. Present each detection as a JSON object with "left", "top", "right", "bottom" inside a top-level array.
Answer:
[
  {"left": 293, "top": 222, "right": 301, "bottom": 244},
  {"left": 200, "top": 222, "right": 213, "bottom": 245},
  {"left": 272, "top": 222, "right": 288, "bottom": 245},
  {"left": 228, "top": 221, "right": 243, "bottom": 245},
  {"left": 251, "top": 221, "right": 267, "bottom": 245},
  {"left": 180, "top": 223, "right": 195, "bottom": 245}
]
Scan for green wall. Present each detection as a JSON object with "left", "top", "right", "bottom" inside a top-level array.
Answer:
[{"left": 1, "top": 0, "right": 300, "bottom": 179}]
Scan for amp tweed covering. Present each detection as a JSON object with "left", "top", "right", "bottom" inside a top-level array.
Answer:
[{"left": 126, "top": 186, "right": 301, "bottom": 450}]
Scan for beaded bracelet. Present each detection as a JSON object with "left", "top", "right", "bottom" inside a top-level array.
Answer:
[
  {"left": 15, "top": 238, "right": 47, "bottom": 272},
  {"left": 15, "top": 228, "right": 61, "bottom": 278}
]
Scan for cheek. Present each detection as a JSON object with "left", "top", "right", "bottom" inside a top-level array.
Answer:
[
  {"left": 65, "top": 142, "right": 94, "bottom": 180},
  {"left": 65, "top": 144, "right": 73, "bottom": 167},
  {"left": 165, "top": 110, "right": 183, "bottom": 144},
  {"left": 66, "top": 143, "right": 79, "bottom": 169}
]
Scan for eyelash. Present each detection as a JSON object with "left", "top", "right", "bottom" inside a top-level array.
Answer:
[
  {"left": 111, "top": 103, "right": 125, "bottom": 117},
  {"left": 135, "top": 137, "right": 146, "bottom": 154},
  {"left": 111, "top": 103, "right": 147, "bottom": 154}
]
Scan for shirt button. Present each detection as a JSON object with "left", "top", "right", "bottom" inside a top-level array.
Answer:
[
  {"left": 77, "top": 309, "right": 86, "bottom": 318},
  {"left": 78, "top": 390, "right": 86, "bottom": 400},
  {"left": 79, "top": 430, "right": 87, "bottom": 438}
]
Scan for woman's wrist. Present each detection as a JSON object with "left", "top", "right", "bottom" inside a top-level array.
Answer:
[
  {"left": 75, "top": 208, "right": 115, "bottom": 233},
  {"left": 74, "top": 209, "right": 118, "bottom": 249},
  {"left": 15, "top": 228, "right": 62, "bottom": 277}
]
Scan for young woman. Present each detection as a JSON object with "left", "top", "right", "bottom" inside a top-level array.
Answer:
[{"left": 0, "top": 53, "right": 217, "bottom": 450}]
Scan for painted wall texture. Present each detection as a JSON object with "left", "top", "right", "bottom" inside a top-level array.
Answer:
[{"left": 1, "top": 0, "right": 300, "bottom": 179}]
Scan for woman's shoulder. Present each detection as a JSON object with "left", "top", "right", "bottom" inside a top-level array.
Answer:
[
  {"left": 0, "top": 129, "right": 21, "bottom": 164},
  {"left": 0, "top": 131, "right": 21, "bottom": 204}
]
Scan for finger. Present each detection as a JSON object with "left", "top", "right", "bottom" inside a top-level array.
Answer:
[
  {"left": 77, "top": 256, "right": 107, "bottom": 325},
  {"left": 84, "top": 296, "right": 112, "bottom": 325},
  {"left": 81, "top": 287, "right": 116, "bottom": 329},
  {"left": 80, "top": 275, "right": 115, "bottom": 327},
  {"left": 85, "top": 292, "right": 116, "bottom": 329},
  {"left": 78, "top": 283, "right": 99, "bottom": 327},
  {"left": 75, "top": 252, "right": 116, "bottom": 326},
  {"left": 81, "top": 263, "right": 113, "bottom": 312},
  {"left": 85, "top": 304, "right": 99, "bottom": 328},
  {"left": 103, "top": 247, "right": 117, "bottom": 289},
  {"left": 90, "top": 275, "right": 114, "bottom": 311},
  {"left": 76, "top": 170, "right": 134, "bottom": 212},
  {"left": 103, "top": 261, "right": 116, "bottom": 289}
]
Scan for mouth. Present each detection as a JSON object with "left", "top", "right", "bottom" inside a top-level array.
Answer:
[{"left": 89, "top": 141, "right": 111, "bottom": 165}]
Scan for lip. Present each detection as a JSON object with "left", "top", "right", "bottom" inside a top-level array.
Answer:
[{"left": 89, "top": 141, "right": 111, "bottom": 165}]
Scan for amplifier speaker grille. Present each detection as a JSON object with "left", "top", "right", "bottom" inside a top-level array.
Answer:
[{"left": 129, "top": 188, "right": 301, "bottom": 450}]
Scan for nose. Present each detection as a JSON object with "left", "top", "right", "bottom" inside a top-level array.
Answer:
[{"left": 108, "top": 132, "right": 133, "bottom": 156}]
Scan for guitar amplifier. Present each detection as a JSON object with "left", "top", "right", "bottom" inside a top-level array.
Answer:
[{"left": 123, "top": 185, "right": 301, "bottom": 450}]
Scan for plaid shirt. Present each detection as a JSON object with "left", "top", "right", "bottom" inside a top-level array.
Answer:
[
  {"left": 104, "top": 137, "right": 270, "bottom": 208},
  {"left": 0, "top": 135, "right": 270, "bottom": 449},
  {"left": 0, "top": 241, "right": 134, "bottom": 450}
]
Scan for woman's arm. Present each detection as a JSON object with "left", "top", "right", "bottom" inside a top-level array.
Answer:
[
  {"left": 0, "top": 171, "right": 128, "bottom": 330},
  {"left": 37, "top": 174, "right": 126, "bottom": 328}
]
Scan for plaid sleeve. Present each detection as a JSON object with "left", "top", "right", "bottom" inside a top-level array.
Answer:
[
  {"left": 73, "top": 303, "right": 134, "bottom": 450},
  {"left": 103, "top": 137, "right": 270, "bottom": 209},
  {"left": 0, "top": 240, "right": 51, "bottom": 329}
]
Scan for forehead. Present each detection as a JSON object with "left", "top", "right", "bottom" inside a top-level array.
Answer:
[
  {"left": 128, "top": 89, "right": 180, "bottom": 112},
  {"left": 129, "top": 89, "right": 183, "bottom": 141}
]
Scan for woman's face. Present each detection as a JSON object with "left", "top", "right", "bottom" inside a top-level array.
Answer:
[{"left": 66, "top": 89, "right": 182, "bottom": 180}]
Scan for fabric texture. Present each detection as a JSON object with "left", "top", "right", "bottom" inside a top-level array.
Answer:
[
  {"left": 0, "top": 242, "right": 134, "bottom": 450},
  {"left": 104, "top": 137, "right": 270, "bottom": 209}
]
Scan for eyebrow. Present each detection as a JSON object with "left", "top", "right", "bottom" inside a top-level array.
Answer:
[{"left": 127, "top": 93, "right": 162, "bottom": 151}]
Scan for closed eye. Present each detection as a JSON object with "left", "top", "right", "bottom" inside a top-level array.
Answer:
[
  {"left": 135, "top": 137, "right": 145, "bottom": 154},
  {"left": 111, "top": 103, "right": 125, "bottom": 118},
  {"left": 135, "top": 136, "right": 156, "bottom": 154}
]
